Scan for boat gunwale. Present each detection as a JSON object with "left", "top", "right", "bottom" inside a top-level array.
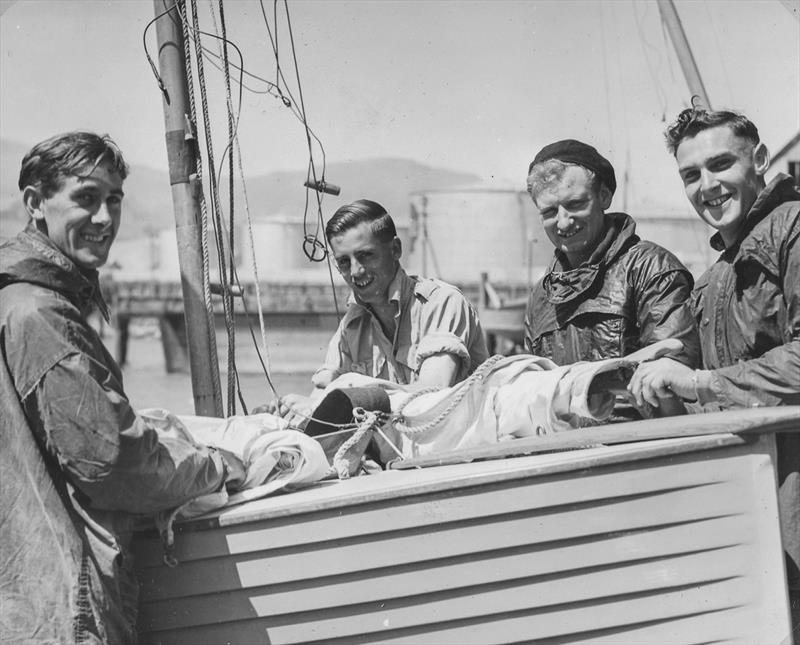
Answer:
[
  {"left": 390, "top": 405, "right": 800, "bottom": 469},
  {"left": 132, "top": 405, "right": 797, "bottom": 534},
  {"left": 169, "top": 433, "right": 749, "bottom": 531}
]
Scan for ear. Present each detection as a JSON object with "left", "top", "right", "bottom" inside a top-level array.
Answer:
[
  {"left": 753, "top": 142, "right": 770, "bottom": 176},
  {"left": 22, "top": 186, "right": 46, "bottom": 221},
  {"left": 391, "top": 236, "right": 402, "bottom": 260},
  {"left": 599, "top": 185, "right": 613, "bottom": 210}
]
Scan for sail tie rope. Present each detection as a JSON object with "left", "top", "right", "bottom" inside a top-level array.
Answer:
[
  {"left": 391, "top": 354, "right": 505, "bottom": 437},
  {"left": 331, "top": 407, "right": 379, "bottom": 480}
]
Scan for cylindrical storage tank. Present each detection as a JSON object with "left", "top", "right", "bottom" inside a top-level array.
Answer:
[{"left": 404, "top": 188, "right": 549, "bottom": 287}]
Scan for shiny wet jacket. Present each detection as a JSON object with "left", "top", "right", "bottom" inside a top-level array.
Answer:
[
  {"left": 524, "top": 212, "right": 699, "bottom": 368},
  {"left": 691, "top": 174, "right": 800, "bottom": 590},
  {"left": 0, "top": 225, "right": 229, "bottom": 644}
]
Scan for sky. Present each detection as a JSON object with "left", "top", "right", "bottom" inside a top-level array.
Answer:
[{"left": 1, "top": 0, "right": 798, "bottom": 217}]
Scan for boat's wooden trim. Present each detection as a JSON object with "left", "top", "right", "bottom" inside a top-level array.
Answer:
[
  {"left": 134, "top": 434, "right": 791, "bottom": 643},
  {"left": 149, "top": 433, "right": 744, "bottom": 531},
  {"left": 390, "top": 404, "right": 800, "bottom": 469}
]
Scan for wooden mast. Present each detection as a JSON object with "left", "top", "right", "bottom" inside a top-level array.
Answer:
[
  {"left": 656, "top": 0, "right": 712, "bottom": 109},
  {"left": 152, "top": 0, "right": 223, "bottom": 417}
]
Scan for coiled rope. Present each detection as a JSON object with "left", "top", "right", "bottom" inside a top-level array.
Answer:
[{"left": 391, "top": 354, "right": 505, "bottom": 436}]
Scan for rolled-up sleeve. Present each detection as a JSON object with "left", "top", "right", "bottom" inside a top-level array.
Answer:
[
  {"left": 415, "top": 287, "right": 483, "bottom": 372},
  {"left": 31, "top": 353, "right": 228, "bottom": 514}
]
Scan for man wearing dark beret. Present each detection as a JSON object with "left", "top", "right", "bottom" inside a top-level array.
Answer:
[{"left": 524, "top": 139, "right": 700, "bottom": 418}]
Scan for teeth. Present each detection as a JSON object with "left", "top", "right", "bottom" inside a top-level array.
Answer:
[
  {"left": 82, "top": 233, "right": 108, "bottom": 242},
  {"left": 559, "top": 228, "right": 581, "bottom": 238},
  {"left": 705, "top": 195, "right": 730, "bottom": 207}
]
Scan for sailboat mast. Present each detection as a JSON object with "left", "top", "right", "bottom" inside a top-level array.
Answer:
[
  {"left": 152, "top": 0, "right": 223, "bottom": 417},
  {"left": 656, "top": 0, "right": 712, "bottom": 109}
]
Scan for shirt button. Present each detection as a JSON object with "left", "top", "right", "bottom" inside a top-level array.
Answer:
[{"left": 702, "top": 318, "right": 710, "bottom": 326}]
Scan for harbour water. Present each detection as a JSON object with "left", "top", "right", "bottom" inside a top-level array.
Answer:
[{"left": 115, "top": 319, "right": 335, "bottom": 415}]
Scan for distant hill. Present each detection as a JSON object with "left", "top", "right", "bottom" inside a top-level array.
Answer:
[
  {"left": 242, "top": 158, "right": 480, "bottom": 225},
  {"left": 1, "top": 137, "right": 481, "bottom": 241}
]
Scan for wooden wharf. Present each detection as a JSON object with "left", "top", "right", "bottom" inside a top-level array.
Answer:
[{"left": 105, "top": 279, "right": 531, "bottom": 371}]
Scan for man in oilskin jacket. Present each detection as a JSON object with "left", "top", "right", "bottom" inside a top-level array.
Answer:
[
  {"left": 628, "top": 107, "right": 800, "bottom": 630},
  {"left": 523, "top": 139, "right": 699, "bottom": 418},
  {"left": 0, "top": 132, "right": 245, "bottom": 644}
]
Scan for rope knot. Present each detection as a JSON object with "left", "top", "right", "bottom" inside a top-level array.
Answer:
[{"left": 331, "top": 407, "right": 380, "bottom": 479}]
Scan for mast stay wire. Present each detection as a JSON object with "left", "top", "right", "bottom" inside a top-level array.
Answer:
[
  {"left": 177, "top": 0, "right": 281, "bottom": 406},
  {"left": 598, "top": 2, "right": 615, "bottom": 161},
  {"left": 148, "top": 1, "right": 326, "bottom": 402},
  {"left": 178, "top": 0, "right": 225, "bottom": 416},
  {"left": 283, "top": 0, "right": 343, "bottom": 319},
  {"left": 213, "top": 0, "right": 244, "bottom": 413},
  {"left": 259, "top": 0, "right": 342, "bottom": 319},
  {"left": 188, "top": 0, "right": 337, "bottom": 399},
  {"left": 144, "top": 1, "right": 339, "bottom": 409},
  {"left": 187, "top": 0, "right": 241, "bottom": 416},
  {"left": 610, "top": 1, "right": 633, "bottom": 213},
  {"left": 206, "top": 0, "right": 279, "bottom": 401},
  {"left": 702, "top": 0, "right": 734, "bottom": 105},
  {"left": 632, "top": 0, "right": 669, "bottom": 121}
]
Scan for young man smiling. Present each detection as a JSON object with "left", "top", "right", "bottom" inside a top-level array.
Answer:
[
  {"left": 267, "top": 199, "right": 488, "bottom": 427},
  {"left": 628, "top": 109, "right": 800, "bottom": 622},
  {"left": 0, "top": 132, "right": 244, "bottom": 643},
  {"left": 523, "top": 139, "right": 698, "bottom": 418}
]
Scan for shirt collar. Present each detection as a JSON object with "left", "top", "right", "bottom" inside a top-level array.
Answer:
[{"left": 344, "top": 266, "right": 412, "bottom": 323}]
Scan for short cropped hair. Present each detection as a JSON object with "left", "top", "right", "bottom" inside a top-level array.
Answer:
[
  {"left": 18, "top": 131, "right": 129, "bottom": 198},
  {"left": 527, "top": 159, "right": 602, "bottom": 201},
  {"left": 664, "top": 107, "right": 760, "bottom": 155},
  {"left": 325, "top": 199, "right": 397, "bottom": 243}
]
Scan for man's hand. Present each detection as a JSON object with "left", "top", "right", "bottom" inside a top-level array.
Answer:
[
  {"left": 253, "top": 394, "right": 313, "bottom": 429},
  {"left": 628, "top": 357, "right": 697, "bottom": 408}
]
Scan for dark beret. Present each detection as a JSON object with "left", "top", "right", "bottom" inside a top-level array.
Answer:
[{"left": 528, "top": 139, "right": 616, "bottom": 195}]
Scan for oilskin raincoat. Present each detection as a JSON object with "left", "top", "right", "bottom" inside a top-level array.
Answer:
[
  {"left": 524, "top": 212, "right": 699, "bottom": 368},
  {"left": 0, "top": 224, "right": 230, "bottom": 644},
  {"left": 691, "top": 173, "right": 800, "bottom": 593}
]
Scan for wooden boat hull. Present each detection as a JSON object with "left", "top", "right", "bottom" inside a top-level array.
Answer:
[{"left": 133, "top": 413, "right": 796, "bottom": 644}]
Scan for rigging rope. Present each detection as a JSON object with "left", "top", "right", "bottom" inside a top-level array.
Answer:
[
  {"left": 146, "top": 0, "right": 340, "bottom": 412},
  {"left": 260, "top": 0, "right": 342, "bottom": 318},
  {"left": 178, "top": 0, "right": 224, "bottom": 417},
  {"left": 207, "top": 0, "right": 278, "bottom": 399},
  {"left": 188, "top": 0, "right": 240, "bottom": 415}
]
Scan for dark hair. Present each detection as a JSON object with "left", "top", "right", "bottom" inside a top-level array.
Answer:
[
  {"left": 664, "top": 107, "right": 760, "bottom": 155},
  {"left": 325, "top": 199, "right": 397, "bottom": 243},
  {"left": 18, "top": 131, "right": 129, "bottom": 197}
]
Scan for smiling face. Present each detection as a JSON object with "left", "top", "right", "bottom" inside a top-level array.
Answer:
[
  {"left": 24, "top": 163, "right": 124, "bottom": 270},
  {"left": 675, "top": 125, "right": 769, "bottom": 246},
  {"left": 330, "top": 221, "right": 401, "bottom": 307},
  {"left": 533, "top": 164, "right": 612, "bottom": 266}
]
